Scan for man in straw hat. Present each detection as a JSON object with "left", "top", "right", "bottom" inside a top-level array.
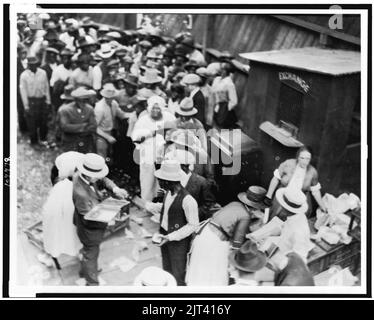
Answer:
[
  {"left": 92, "top": 43, "right": 116, "bottom": 91},
  {"left": 58, "top": 86, "right": 97, "bottom": 153},
  {"left": 182, "top": 73, "right": 205, "bottom": 125},
  {"left": 94, "top": 83, "right": 136, "bottom": 159},
  {"left": 175, "top": 97, "right": 208, "bottom": 151},
  {"left": 186, "top": 185, "right": 266, "bottom": 286},
  {"left": 72, "top": 153, "right": 128, "bottom": 285},
  {"left": 131, "top": 95, "right": 176, "bottom": 201},
  {"left": 164, "top": 149, "right": 216, "bottom": 222},
  {"left": 248, "top": 187, "right": 314, "bottom": 265},
  {"left": 139, "top": 68, "right": 167, "bottom": 100},
  {"left": 153, "top": 159, "right": 199, "bottom": 286},
  {"left": 19, "top": 56, "right": 52, "bottom": 146}
]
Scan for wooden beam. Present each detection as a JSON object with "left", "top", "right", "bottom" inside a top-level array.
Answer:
[{"left": 271, "top": 15, "right": 360, "bottom": 46}]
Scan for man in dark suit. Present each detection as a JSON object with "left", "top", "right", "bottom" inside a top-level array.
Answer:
[
  {"left": 166, "top": 149, "right": 216, "bottom": 222},
  {"left": 73, "top": 153, "right": 128, "bottom": 285},
  {"left": 182, "top": 73, "right": 206, "bottom": 125}
]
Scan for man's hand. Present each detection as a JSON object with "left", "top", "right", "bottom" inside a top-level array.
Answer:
[
  {"left": 157, "top": 235, "right": 170, "bottom": 246},
  {"left": 145, "top": 201, "right": 162, "bottom": 215},
  {"left": 24, "top": 105, "right": 30, "bottom": 113},
  {"left": 112, "top": 186, "right": 128, "bottom": 199},
  {"left": 107, "top": 136, "right": 117, "bottom": 144}
]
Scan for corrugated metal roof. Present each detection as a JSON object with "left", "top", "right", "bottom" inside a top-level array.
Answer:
[{"left": 240, "top": 47, "right": 360, "bottom": 75}]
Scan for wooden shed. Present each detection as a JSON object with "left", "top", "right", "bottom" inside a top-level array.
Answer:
[{"left": 239, "top": 47, "right": 361, "bottom": 196}]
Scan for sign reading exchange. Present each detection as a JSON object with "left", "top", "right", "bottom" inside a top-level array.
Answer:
[{"left": 279, "top": 72, "right": 310, "bottom": 93}]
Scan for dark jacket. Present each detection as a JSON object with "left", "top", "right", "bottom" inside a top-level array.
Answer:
[
  {"left": 192, "top": 90, "right": 206, "bottom": 125},
  {"left": 72, "top": 174, "right": 116, "bottom": 244},
  {"left": 185, "top": 172, "right": 215, "bottom": 221}
]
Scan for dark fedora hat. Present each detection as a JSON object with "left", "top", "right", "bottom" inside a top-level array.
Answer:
[
  {"left": 60, "top": 48, "right": 74, "bottom": 56},
  {"left": 229, "top": 240, "right": 267, "bottom": 273},
  {"left": 237, "top": 186, "right": 267, "bottom": 210},
  {"left": 124, "top": 74, "right": 139, "bottom": 87},
  {"left": 27, "top": 56, "right": 39, "bottom": 65},
  {"left": 60, "top": 84, "right": 75, "bottom": 101}
]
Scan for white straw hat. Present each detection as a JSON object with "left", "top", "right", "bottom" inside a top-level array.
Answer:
[
  {"left": 77, "top": 153, "right": 109, "bottom": 179},
  {"left": 154, "top": 159, "right": 183, "bottom": 181},
  {"left": 275, "top": 187, "right": 308, "bottom": 215}
]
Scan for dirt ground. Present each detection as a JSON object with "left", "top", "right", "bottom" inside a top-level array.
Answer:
[{"left": 17, "top": 132, "right": 60, "bottom": 232}]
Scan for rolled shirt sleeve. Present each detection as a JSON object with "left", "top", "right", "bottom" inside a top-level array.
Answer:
[
  {"left": 273, "top": 169, "right": 281, "bottom": 180},
  {"left": 167, "top": 195, "right": 199, "bottom": 242},
  {"left": 227, "top": 80, "right": 238, "bottom": 111}
]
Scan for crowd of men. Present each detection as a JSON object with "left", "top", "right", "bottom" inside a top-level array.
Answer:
[{"left": 17, "top": 13, "right": 243, "bottom": 286}]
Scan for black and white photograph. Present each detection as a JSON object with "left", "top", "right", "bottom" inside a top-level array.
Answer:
[{"left": 3, "top": 2, "right": 370, "bottom": 298}]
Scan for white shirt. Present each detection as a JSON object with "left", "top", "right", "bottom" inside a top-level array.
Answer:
[
  {"left": 60, "top": 32, "right": 76, "bottom": 52},
  {"left": 132, "top": 112, "right": 176, "bottom": 163},
  {"left": 92, "top": 65, "right": 103, "bottom": 91},
  {"left": 161, "top": 191, "right": 199, "bottom": 242},
  {"left": 287, "top": 165, "right": 306, "bottom": 190},
  {"left": 277, "top": 213, "right": 314, "bottom": 262},
  {"left": 180, "top": 171, "right": 192, "bottom": 188},
  {"left": 167, "top": 99, "right": 179, "bottom": 116},
  {"left": 190, "top": 87, "right": 200, "bottom": 99},
  {"left": 211, "top": 76, "right": 238, "bottom": 111},
  {"left": 50, "top": 64, "right": 72, "bottom": 87}
]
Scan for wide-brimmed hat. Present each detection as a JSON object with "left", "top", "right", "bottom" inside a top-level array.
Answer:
[
  {"left": 137, "top": 88, "right": 154, "bottom": 101},
  {"left": 196, "top": 67, "right": 211, "bottom": 78},
  {"left": 122, "top": 55, "right": 134, "bottom": 64},
  {"left": 140, "top": 68, "right": 163, "bottom": 84},
  {"left": 238, "top": 186, "right": 267, "bottom": 210},
  {"left": 276, "top": 187, "right": 308, "bottom": 215},
  {"left": 139, "top": 40, "right": 152, "bottom": 48},
  {"left": 229, "top": 240, "right": 267, "bottom": 273},
  {"left": 60, "top": 84, "right": 75, "bottom": 100},
  {"left": 27, "top": 56, "right": 39, "bottom": 65},
  {"left": 181, "top": 73, "right": 201, "bottom": 85},
  {"left": 55, "top": 151, "right": 84, "bottom": 179},
  {"left": 45, "top": 47, "right": 59, "bottom": 55},
  {"left": 65, "top": 18, "right": 79, "bottom": 29},
  {"left": 154, "top": 159, "right": 184, "bottom": 182},
  {"left": 106, "top": 31, "right": 122, "bottom": 40},
  {"left": 115, "top": 47, "right": 129, "bottom": 57},
  {"left": 175, "top": 97, "right": 197, "bottom": 116},
  {"left": 165, "top": 149, "right": 195, "bottom": 165},
  {"left": 77, "top": 153, "right": 109, "bottom": 179},
  {"left": 133, "top": 266, "right": 177, "bottom": 286},
  {"left": 124, "top": 74, "right": 138, "bottom": 87},
  {"left": 106, "top": 58, "right": 120, "bottom": 69},
  {"left": 71, "top": 87, "right": 96, "bottom": 99},
  {"left": 181, "top": 36, "right": 195, "bottom": 49},
  {"left": 97, "top": 43, "right": 115, "bottom": 59},
  {"left": 206, "top": 62, "right": 222, "bottom": 76},
  {"left": 78, "top": 36, "right": 97, "bottom": 49},
  {"left": 60, "top": 48, "right": 74, "bottom": 56},
  {"left": 184, "top": 59, "right": 199, "bottom": 70},
  {"left": 146, "top": 50, "right": 162, "bottom": 60},
  {"left": 100, "top": 83, "right": 118, "bottom": 98}
]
